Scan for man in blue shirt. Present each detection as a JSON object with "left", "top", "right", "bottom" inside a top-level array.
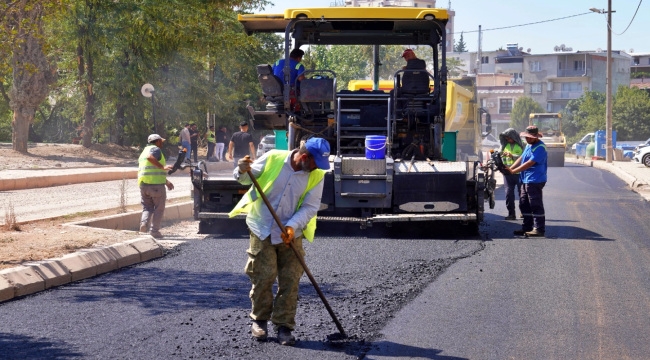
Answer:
[
  {"left": 507, "top": 126, "right": 547, "bottom": 237},
  {"left": 273, "top": 48, "right": 305, "bottom": 89}
]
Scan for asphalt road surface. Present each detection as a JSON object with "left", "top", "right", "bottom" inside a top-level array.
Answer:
[{"left": 1, "top": 163, "right": 650, "bottom": 359}]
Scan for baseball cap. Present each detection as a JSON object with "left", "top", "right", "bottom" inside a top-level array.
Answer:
[
  {"left": 401, "top": 49, "right": 415, "bottom": 58},
  {"left": 147, "top": 134, "right": 165, "bottom": 143},
  {"left": 239, "top": 121, "right": 248, "bottom": 127},
  {"left": 305, "top": 138, "right": 331, "bottom": 170}
]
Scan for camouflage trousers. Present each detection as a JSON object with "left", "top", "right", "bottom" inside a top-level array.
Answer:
[{"left": 245, "top": 231, "right": 305, "bottom": 331}]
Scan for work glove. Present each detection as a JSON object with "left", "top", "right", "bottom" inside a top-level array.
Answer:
[
  {"left": 281, "top": 226, "right": 295, "bottom": 247},
  {"left": 237, "top": 156, "right": 253, "bottom": 174}
]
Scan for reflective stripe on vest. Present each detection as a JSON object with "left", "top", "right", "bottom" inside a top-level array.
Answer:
[
  {"left": 138, "top": 145, "right": 167, "bottom": 185},
  {"left": 228, "top": 150, "right": 325, "bottom": 241}
]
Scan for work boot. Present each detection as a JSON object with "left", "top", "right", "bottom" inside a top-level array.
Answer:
[
  {"left": 513, "top": 229, "right": 531, "bottom": 236},
  {"left": 504, "top": 214, "right": 516, "bottom": 220},
  {"left": 525, "top": 228, "right": 545, "bottom": 237},
  {"left": 251, "top": 320, "right": 268, "bottom": 341},
  {"left": 150, "top": 231, "right": 163, "bottom": 239},
  {"left": 139, "top": 224, "right": 148, "bottom": 233},
  {"left": 277, "top": 326, "right": 295, "bottom": 346}
]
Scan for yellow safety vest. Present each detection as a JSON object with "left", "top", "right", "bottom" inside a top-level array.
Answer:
[
  {"left": 228, "top": 150, "right": 325, "bottom": 241},
  {"left": 138, "top": 145, "right": 167, "bottom": 186},
  {"left": 207, "top": 131, "right": 215, "bottom": 143},
  {"left": 502, "top": 143, "right": 523, "bottom": 166}
]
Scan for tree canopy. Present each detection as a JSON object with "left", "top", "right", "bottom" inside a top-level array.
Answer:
[{"left": 510, "top": 97, "right": 544, "bottom": 130}]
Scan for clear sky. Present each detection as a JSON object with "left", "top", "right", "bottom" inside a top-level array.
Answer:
[{"left": 259, "top": 0, "right": 648, "bottom": 54}]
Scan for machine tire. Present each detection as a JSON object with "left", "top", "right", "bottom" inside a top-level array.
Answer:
[{"left": 643, "top": 154, "right": 650, "bottom": 168}]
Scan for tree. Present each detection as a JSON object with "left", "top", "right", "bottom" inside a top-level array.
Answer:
[
  {"left": 2, "top": 1, "right": 58, "bottom": 152},
  {"left": 510, "top": 97, "right": 544, "bottom": 130},
  {"left": 613, "top": 85, "right": 650, "bottom": 140},
  {"left": 454, "top": 32, "right": 467, "bottom": 53}
]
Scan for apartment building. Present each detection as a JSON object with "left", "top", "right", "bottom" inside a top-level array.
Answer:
[{"left": 523, "top": 51, "right": 631, "bottom": 113}]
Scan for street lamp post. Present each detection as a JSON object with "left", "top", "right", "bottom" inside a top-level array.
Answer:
[
  {"left": 590, "top": 2, "right": 614, "bottom": 163},
  {"left": 141, "top": 83, "right": 157, "bottom": 133}
]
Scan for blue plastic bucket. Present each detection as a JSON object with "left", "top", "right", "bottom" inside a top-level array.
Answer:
[{"left": 365, "top": 135, "right": 386, "bottom": 159}]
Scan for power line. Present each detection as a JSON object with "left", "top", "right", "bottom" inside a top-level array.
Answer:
[
  {"left": 452, "top": 12, "right": 593, "bottom": 36},
  {"left": 613, "top": 0, "right": 643, "bottom": 36}
]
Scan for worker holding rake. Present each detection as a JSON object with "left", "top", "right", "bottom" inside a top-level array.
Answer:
[{"left": 229, "top": 137, "right": 331, "bottom": 346}]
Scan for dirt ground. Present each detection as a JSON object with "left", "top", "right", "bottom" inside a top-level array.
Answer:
[{"left": 0, "top": 143, "right": 202, "bottom": 270}]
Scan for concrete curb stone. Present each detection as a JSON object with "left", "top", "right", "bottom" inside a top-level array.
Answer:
[
  {"left": 0, "top": 266, "right": 45, "bottom": 297},
  {"left": 0, "top": 237, "right": 164, "bottom": 303},
  {"left": 23, "top": 260, "right": 71, "bottom": 289}
]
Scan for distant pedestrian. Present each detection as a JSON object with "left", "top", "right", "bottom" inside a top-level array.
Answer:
[
  {"left": 227, "top": 121, "right": 256, "bottom": 166},
  {"left": 179, "top": 123, "right": 191, "bottom": 162},
  {"left": 189, "top": 123, "right": 199, "bottom": 162},
  {"left": 508, "top": 126, "right": 547, "bottom": 237},
  {"left": 216, "top": 125, "right": 228, "bottom": 162},
  {"left": 205, "top": 125, "right": 216, "bottom": 161},
  {"left": 499, "top": 128, "right": 524, "bottom": 220},
  {"left": 138, "top": 134, "right": 174, "bottom": 239}
]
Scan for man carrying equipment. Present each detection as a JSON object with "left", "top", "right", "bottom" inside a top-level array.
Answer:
[
  {"left": 229, "top": 137, "right": 331, "bottom": 346},
  {"left": 499, "top": 128, "right": 524, "bottom": 220}
]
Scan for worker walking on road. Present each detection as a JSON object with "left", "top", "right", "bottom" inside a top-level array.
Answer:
[
  {"left": 229, "top": 137, "right": 331, "bottom": 346},
  {"left": 227, "top": 121, "right": 256, "bottom": 166},
  {"left": 499, "top": 128, "right": 524, "bottom": 220},
  {"left": 507, "top": 126, "right": 547, "bottom": 237},
  {"left": 138, "top": 134, "right": 174, "bottom": 239},
  {"left": 205, "top": 125, "right": 216, "bottom": 161}
]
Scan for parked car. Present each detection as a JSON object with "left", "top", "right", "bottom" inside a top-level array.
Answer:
[
  {"left": 571, "top": 132, "right": 594, "bottom": 154},
  {"left": 633, "top": 144, "right": 650, "bottom": 167},
  {"left": 634, "top": 137, "right": 650, "bottom": 152},
  {"left": 256, "top": 134, "right": 276, "bottom": 157}
]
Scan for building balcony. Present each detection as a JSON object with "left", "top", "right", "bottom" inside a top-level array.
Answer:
[
  {"left": 548, "top": 90, "right": 584, "bottom": 100},
  {"left": 556, "top": 69, "right": 590, "bottom": 77}
]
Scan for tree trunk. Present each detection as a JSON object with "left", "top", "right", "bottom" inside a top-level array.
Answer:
[
  {"left": 78, "top": 35, "right": 95, "bottom": 148},
  {"left": 7, "top": 2, "right": 56, "bottom": 153},
  {"left": 12, "top": 107, "right": 33, "bottom": 153}
]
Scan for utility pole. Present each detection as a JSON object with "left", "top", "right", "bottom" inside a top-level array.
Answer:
[
  {"left": 590, "top": 2, "right": 614, "bottom": 162},
  {"left": 606, "top": 0, "right": 613, "bottom": 163}
]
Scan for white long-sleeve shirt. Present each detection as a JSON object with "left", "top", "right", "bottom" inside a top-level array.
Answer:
[{"left": 234, "top": 150, "right": 324, "bottom": 245}]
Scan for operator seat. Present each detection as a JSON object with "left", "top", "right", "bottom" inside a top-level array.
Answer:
[
  {"left": 256, "top": 64, "right": 284, "bottom": 109},
  {"left": 394, "top": 64, "right": 433, "bottom": 123}
]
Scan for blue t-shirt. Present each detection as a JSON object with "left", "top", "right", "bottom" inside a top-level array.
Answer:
[
  {"left": 273, "top": 58, "right": 305, "bottom": 87},
  {"left": 519, "top": 140, "right": 547, "bottom": 183}
]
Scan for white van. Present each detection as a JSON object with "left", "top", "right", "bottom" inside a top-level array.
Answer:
[{"left": 571, "top": 133, "right": 594, "bottom": 153}]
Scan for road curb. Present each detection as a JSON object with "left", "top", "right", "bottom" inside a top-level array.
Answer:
[
  {"left": 0, "top": 168, "right": 138, "bottom": 191},
  {"left": 0, "top": 201, "right": 193, "bottom": 303},
  {"left": 0, "top": 237, "right": 163, "bottom": 303}
]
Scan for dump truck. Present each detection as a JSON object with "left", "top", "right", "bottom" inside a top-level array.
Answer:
[
  {"left": 529, "top": 113, "right": 566, "bottom": 167},
  {"left": 190, "top": 7, "right": 496, "bottom": 232}
]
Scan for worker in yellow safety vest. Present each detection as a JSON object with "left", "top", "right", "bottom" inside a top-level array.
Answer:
[
  {"left": 499, "top": 128, "right": 524, "bottom": 220},
  {"left": 229, "top": 137, "right": 330, "bottom": 346},
  {"left": 138, "top": 134, "right": 174, "bottom": 238}
]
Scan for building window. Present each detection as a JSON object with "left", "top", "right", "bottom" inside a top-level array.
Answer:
[
  {"left": 531, "top": 83, "right": 542, "bottom": 94},
  {"left": 499, "top": 98, "right": 513, "bottom": 114},
  {"left": 481, "top": 56, "right": 489, "bottom": 64},
  {"left": 529, "top": 61, "right": 541, "bottom": 72},
  {"left": 574, "top": 60, "right": 585, "bottom": 71}
]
